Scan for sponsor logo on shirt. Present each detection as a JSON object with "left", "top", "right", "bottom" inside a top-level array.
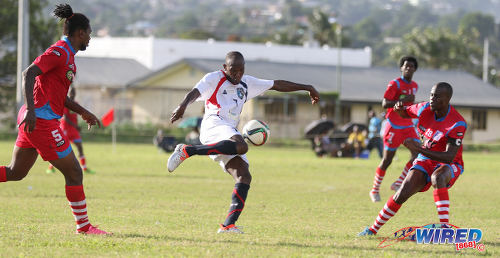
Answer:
[{"left": 52, "top": 50, "right": 61, "bottom": 56}]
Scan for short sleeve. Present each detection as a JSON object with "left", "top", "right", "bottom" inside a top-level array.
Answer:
[
  {"left": 194, "top": 72, "right": 220, "bottom": 101},
  {"left": 33, "top": 47, "right": 67, "bottom": 74},
  {"left": 447, "top": 121, "right": 467, "bottom": 140},
  {"left": 383, "top": 81, "right": 399, "bottom": 100},
  {"left": 405, "top": 102, "right": 429, "bottom": 118},
  {"left": 244, "top": 75, "right": 274, "bottom": 100}
]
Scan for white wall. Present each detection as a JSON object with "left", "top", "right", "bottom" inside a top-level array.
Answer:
[{"left": 80, "top": 37, "right": 372, "bottom": 70}]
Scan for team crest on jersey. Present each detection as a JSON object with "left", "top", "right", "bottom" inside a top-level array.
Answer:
[
  {"left": 68, "top": 64, "right": 74, "bottom": 69},
  {"left": 237, "top": 88, "right": 245, "bottom": 100},
  {"left": 66, "top": 70, "right": 74, "bottom": 82}
]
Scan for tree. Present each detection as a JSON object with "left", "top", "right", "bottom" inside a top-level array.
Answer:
[
  {"left": 0, "top": 0, "right": 58, "bottom": 129},
  {"left": 390, "top": 27, "right": 482, "bottom": 73},
  {"left": 459, "top": 12, "right": 495, "bottom": 41}
]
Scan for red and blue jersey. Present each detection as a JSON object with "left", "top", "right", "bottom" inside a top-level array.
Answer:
[
  {"left": 383, "top": 76, "right": 418, "bottom": 128},
  {"left": 32, "top": 36, "right": 76, "bottom": 120},
  {"left": 406, "top": 102, "right": 467, "bottom": 167}
]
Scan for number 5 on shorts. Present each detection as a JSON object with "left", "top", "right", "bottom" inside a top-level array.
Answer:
[{"left": 51, "top": 129, "right": 63, "bottom": 142}]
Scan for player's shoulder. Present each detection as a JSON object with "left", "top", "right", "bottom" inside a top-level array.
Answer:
[
  {"left": 203, "top": 70, "right": 225, "bottom": 81},
  {"left": 449, "top": 106, "right": 467, "bottom": 125},
  {"left": 44, "top": 41, "right": 70, "bottom": 58}
]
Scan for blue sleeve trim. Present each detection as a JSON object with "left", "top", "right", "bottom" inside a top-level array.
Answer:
[
  {"left": 394, "top": 79, "right": 400, "bottom": 90},
  {"left": 384, "top": 145, "right": 397, "bottom": 151},
  {"left": 35, "top": 102, "right": 62, "bottom": 120},
  {"left": 445, "top": 121, "right": 467, "bottom": 137},
  {"left": 56, "top": 145, "right": 73, "bottom": 159},
  {"left": 416, "top": 153, "right": 429, "bottom": 160},
  {"left": 417, "top": 102, "right": 430, "bottom": 117},
  {"left": 72, "top": 138, "right": 82, "bottom": 143}
]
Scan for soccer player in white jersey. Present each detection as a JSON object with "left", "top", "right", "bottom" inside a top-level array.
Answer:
[{"left": 168, "top": 51, "right": 320, "bottom": 233}]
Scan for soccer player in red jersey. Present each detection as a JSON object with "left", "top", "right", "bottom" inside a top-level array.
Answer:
[
  {"left": 359, "top": 82, "right": 467, "bottom": 236},
  {"left": 369, "top": 56, "right": 421, "bottom": 202},
  {"left": 0, "top": 4, "right": 110, "bottom": 235},
  {"left": 47, "top": 87, "right": 96, "bottom": 174}
]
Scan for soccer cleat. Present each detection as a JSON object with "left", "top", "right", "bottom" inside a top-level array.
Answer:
[
  {"left": 167, "top": 144, "right": 189, "bottom": 172},
  {"left": 390, "top": 182, "right": 401, "bottom": 192},
  {"left": 84, "top": 168, "right": 96, "bottom": 174},
  {"left": 358, "top": 226, "right": 376, "bottom": 236},
  {"left": 369, "top": 191, "right": 381, "bottom": 202},
  {"left": 46, "top": 167, "right": 56, "bottom": 174},
  {"left": 217, "top": 224, "right": 244, "bottom": 234},
  {"left": 77, "top": 225, "right": 112, "bottom": 235}
]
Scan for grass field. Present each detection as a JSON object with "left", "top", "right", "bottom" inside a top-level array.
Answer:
[{"left": 0, "top": 140, "right": 499, "bottom": 257}]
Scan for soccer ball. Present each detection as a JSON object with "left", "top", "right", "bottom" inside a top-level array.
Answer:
[{"left": 242, "top": 119, "right": 270, "bottom": 146}]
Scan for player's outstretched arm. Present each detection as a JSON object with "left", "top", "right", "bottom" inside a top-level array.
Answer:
[
  {"left": 64, "top": 97, "right": 101, "bottom": 129},
  {"left": 171, "top": 88, "right": 201, "bottom": 123},
  {"left": 270, "top": 80, "right": 320, "bottom": 104}
]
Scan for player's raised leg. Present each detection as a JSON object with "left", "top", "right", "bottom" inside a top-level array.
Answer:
[
  {"left": 50, "top": 151, "right": 110, "bottom": 235},
  {"left": 167, "top": 140, "right": 248, "bottom": 172},
  {"left": 391, "top": 148, "right": 418, "bottom": 191},
  {"left": 218, "top": 156, "right": 250, "bottom": 234},
  {"left": 360, "top": 169, "right": 426, "bottom": 236}
]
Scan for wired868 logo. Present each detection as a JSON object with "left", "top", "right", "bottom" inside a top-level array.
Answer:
[{"left": 378, "top": 223, "right": 485, "bottom": 251}]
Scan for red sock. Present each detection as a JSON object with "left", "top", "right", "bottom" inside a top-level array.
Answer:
[
  {"left": 65, "top": 185, "right": 90, "bottom": 232},
  {"left": 79, "top": 156, "right": 87, "bottom": 170},
  {"left": 433, "top": 188, "right": 450, "bottom": 224},
  {"left": 369, "top": 195, "right": 402, "bottom": 234},
  {"left": 0, "top": 166, "right": 6, "bottom": 182},
  {"left": 371, "top": 167, "right": 386, "bottom": 194},
  {"left": 394, "top": 161, "right": 412, "bottom": 186}
]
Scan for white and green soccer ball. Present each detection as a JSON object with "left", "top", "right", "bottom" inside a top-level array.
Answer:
[{"left": 242, "top": 119, "right": 270, "bottom": 146}]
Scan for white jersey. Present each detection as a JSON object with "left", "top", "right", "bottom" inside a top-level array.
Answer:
[{"left": 195, "top": 70, "right": 274, "bottom": 128}]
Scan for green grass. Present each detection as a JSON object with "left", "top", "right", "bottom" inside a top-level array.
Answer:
[{"left": 0, "top": 140, "right": 499, "bottom": 257}]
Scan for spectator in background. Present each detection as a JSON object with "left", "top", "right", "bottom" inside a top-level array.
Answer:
[
  {"left": 346, "top": 125, "right": 366, "bottom": 158},
  {"left": 367, "top": 110, "right": 383, "bottom": 158}
]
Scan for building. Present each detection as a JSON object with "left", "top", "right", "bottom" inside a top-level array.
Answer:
[{"left": 118, "top": 58, "right": 500, "bottom": 143}]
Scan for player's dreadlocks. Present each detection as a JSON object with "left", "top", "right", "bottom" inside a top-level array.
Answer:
[{"left": 53, "top": 4, "right": 89, "bottom": 36}]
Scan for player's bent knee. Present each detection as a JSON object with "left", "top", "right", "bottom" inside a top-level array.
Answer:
[
  {"left": 431, "top": 173, "right": 447, "bottom": 188},
  {"left": 236, "top": 141, "right": 248, "bottom": 154},
  {"left": 7, "top": 167, "right": 29, "bottom": 181}
]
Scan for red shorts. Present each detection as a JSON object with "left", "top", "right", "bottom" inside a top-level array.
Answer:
[
  {"left": 62, "top": 126, "right": 82, "bottom": 143},
  {"left": 15, "top": 106, "right": 72, "bottom": 161},
  {"left": 411, "top": 156, "right": 464, "bottom": 192},
  {"left": 382, "top": 122, "right": 419, "bottom": 151}
]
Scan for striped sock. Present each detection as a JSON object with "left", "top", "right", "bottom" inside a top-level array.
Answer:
[
  {"left": 79, "top": 156, "right": 87, "bottom": 170},
  {"left": 433, "top": 188, "right": 450, "bottom": 224},
  {"left": 0, "top": 166, "right": 6, "bottom": 182},
  {"left": 371, "top": 167, "right": 386, "bottom": 194},
  {"left": 65, "top": 185, "right": 90, "bottom": 232},
  {"left": 223, "top": 183, "right": 250, "bottom": 226},
  {"left": 393, "top": 161, "right": 412, "bottom": 186},
  {"left": 369, "top": 195, "right": 402, "bottom": 234}
]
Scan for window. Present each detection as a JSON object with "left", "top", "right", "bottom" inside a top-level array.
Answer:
[
  {"left": 318, "top": 101, "right": 350, "bottom": 125},
  {"left": 264, "top": 97, "right": 296, "bottom": 121},
  {"left": 472, "top": 109, "right": 487, "bottom": 130}
]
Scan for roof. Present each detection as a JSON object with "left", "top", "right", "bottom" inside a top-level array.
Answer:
[
  {"left": 132, "top": 58, "right": 500, "bottom": 109},
  {"left": 73, "top": 56, "right": 150, "bottom": 87}
]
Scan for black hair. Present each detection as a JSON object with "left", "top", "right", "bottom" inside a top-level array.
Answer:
[
  {"left": 53, "top": 4, "right": 89, "bottom": 36},
  {"left": 225, "top": 51, "right": 245, "bottom": 63},
  {"left": 399, "top": 56, "right": 418, "bottom": 70},
  {"left": 436, "top": 82, "right": 453, "bottom": 98}
]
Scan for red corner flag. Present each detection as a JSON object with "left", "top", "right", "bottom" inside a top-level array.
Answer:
[{"left": 101, "top": 108, "right": 114, "bottom": 127}]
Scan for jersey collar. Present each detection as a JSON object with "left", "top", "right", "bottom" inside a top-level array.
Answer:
[
  {"left": 400, "top": 76, "right": 411, "bottom": 84},
  {"left": 62, "top": 36, "right": 76, "bottom": 55},
  {"left": 435, "top": 105, "right": 451, "bottom": 122}
]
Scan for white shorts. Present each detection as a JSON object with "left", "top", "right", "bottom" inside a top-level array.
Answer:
[{"left": 199, "top": 115, "right": 249, "bottom": 172}]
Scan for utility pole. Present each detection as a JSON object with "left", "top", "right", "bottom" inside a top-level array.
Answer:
[
  {"left": 482, "top": 38, "right": 489, "bottom": 82},
  {"left": 334, "top": 25, "right": 342, "bottom": 126},
  {"left": 17, "top": 0, "right": 30, "bottom": 112}
]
